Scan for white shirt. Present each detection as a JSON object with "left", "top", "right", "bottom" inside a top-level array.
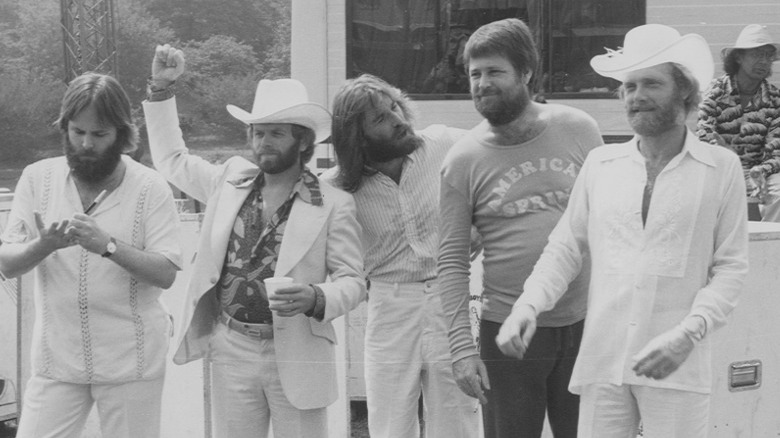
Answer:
[
  {"left": 1, "top": 156, "right": 182, "bottom": 384},
  {"left": 324, "top": 125, "right": 465, "bottom": 283},
  {"left": 518, "top": 131, "right": 749, "bottom": 394}
]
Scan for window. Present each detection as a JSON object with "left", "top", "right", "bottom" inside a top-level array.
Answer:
[{"left": 347, "top": 0, "right": 645, "bottom": 98}]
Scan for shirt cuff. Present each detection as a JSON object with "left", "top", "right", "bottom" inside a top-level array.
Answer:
[
  {"left": 146, "top": 77, "right": 176, "bottom": 102},
  {"left": 305, "top": 284, "right": 326, "bottom": 321}
]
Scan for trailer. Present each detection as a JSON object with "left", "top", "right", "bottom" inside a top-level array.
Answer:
[{"left": 290, "top": 0, "right": 780, "bottom": 155}]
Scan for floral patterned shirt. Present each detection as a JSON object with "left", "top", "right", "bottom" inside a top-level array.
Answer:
[
  {"left": 217, "top": 168, "right": 322, "bottom": 323},
  {"left": 697, "top": 74, "right": 780, "bottom": 178}
]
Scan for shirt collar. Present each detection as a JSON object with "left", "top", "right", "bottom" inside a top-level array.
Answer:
[
  {"left": 598, "top": 129, "right": 716, "bottom": 168},
  {"left": 241, "top": 167, "right": 323, "bottom": 207},
  {"left": 725, "top": 75, "right": 771, "bottom": 98}
]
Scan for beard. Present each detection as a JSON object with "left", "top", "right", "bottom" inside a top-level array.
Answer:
[
  {"left": 473, "top": 86, "right": 528, "bottom": 126},
  {"left": 362, "top": 128, "right": 423, "bottom": 163},
  {"left": 254, "top": 140, "right": 302, "bottom": 174},
  {"left": 627, "top": 98, "right": 684, "bottom": 137},
  {"left": 63, "top": 136, "right": 123, "bottom": 183}
]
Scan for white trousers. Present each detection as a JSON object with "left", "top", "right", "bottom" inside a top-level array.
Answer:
[
  {"left": 364, "top": 280, "right": 480, "bottom": 438},
  {"left": 578, "top": 383, "right": 709, "bottom": 438},
  {"left": 16, "top": 373, "right": 164, "bottom": 438},
  {"left": 209, "top": 322, "right": 327, "bottom": 438}
]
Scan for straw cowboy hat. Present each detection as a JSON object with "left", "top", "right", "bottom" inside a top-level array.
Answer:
[
  {"left": 721, "top": 24, "right": 780, "bottom": 60},
  {"left": 226, "top": 78, "right": 332, "bottom": 143},
  {"left": 590, "top": 24, "right": 713, "bottom": 91}
]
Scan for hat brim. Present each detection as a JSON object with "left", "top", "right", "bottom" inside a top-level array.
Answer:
[
  {"left": 721, "top": 43, "right": 780, "bottom": 61},
  {"left": 591, "top": 33, "right": 714, "bottom": 91},
  {"left": 226, "top": 102, "right": 332, "bottom": 144}
]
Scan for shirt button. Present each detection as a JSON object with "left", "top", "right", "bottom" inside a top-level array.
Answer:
[
  {"left": 210, "top": 277, "right": 218, "bottom": 284},
  {"left": 629, "top": 322, "right": 637, "bottom": 326}
]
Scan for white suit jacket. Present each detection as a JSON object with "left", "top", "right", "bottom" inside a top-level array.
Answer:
[{"left": 143, "top": 98, "right": 366, "bottom": 409}]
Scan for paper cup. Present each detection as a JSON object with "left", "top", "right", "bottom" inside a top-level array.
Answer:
[{"left": 264, "top": 276, "right": 293, "bottom": 302}]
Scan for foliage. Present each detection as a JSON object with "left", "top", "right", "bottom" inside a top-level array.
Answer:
[
  {"left": 0, "top": 0, "right": 292, "bottom": 168},
  {"left": 115, "top": 1, "right": 178, "bottom": 103},
  {"left": 182, "top": 35, "right": 261, "bottom": 85},
  {"left": 261, "top": 0, "right": 292, "bottom": 79},
  {"left": 0, "top": 67, "right": 63, "bottom": 164},
  {"left": 0, "top": 0, "right": 64, "bottom": 80},
  {"left": 146, "top": 0, "right": 277, "bottom": 59}
]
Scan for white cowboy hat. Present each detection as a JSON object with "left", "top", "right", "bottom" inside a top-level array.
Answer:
[
  {"left": 590, "top": 24, "right": 713, "bottom": 91},
  {"left": 721, "top": 24, "right": 780, "bottom": 60},
  {"left": 226, "top": 78, "right": 332, "bottom": 143}
]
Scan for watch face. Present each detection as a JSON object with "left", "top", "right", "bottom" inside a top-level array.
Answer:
[{"left": 103, "top": 238, "right": 117, "bottom": 257}]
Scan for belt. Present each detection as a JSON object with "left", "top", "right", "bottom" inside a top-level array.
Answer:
[{"left": 219, "top": 311, "right": 274, "bottom": 339}]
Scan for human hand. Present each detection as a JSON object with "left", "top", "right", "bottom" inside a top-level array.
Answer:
[
  {"left": 67, "top": 213, "right": 111, "bottom": 255},
  {"left": 268, "top": 284, "right": 316, "bottom": 317},
  {"left": 496, "top": 304, "right": 537, "bottom": 359},
  {"left": 34, "top": 211, "right": 76, "bottom": 252},
  {"left": 748, "top": 166, "right": 767, "bottom": 202},
  {"left": 151, "top": 44, "right": 185, "bottom": 86},
  {"left": 452, "top": 356, "right": 490, "bottom": 404},
  {"left": 632, "top": 326, "right": 695, "bottom": 380}
]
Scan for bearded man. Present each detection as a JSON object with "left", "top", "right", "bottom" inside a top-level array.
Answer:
[
  {"left": 0, "top": 72, "right": 182, "bottom": 438},
  {"left": 323, "top": 74, "right": 479, "bottom": 438},
  {"left": 144, "top": 44, "right": 364, "bottom": 438},
  {"left": 496, "top": 24, "right": 749, "bottom": 438},
  {"left": 437, "top": 18, "right": 603, "bottom": 438}
]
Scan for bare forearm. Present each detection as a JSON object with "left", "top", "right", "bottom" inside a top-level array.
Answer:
[
  {"left": 0, "top": 240, "right": 57, "bottom": 278},
  {"left": 107, "top": 240, "right": 178, "bottom": 289}
]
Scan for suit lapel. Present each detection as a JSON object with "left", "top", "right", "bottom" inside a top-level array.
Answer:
[
  {"left": 210, "top": 179, "right": 254, "bottom": 262},
  {"left": 275, "top": 197, "right": 330, "bottom": 276}
]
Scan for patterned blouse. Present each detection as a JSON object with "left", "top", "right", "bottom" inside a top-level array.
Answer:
[
  {"left": 697, "top": 74, "right": 780, "bottom": 178},
  {"left": 216, "top": 168, "right": 322, "bottom": 323}
]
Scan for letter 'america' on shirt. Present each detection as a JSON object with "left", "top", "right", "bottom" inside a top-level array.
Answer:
[{"left": 438, "top": 103, "right": 604, "bottom": 363}]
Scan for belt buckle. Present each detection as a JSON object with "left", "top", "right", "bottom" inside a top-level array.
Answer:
[{"left": 245, "top": 326, "right": 264, "bottom": 338}]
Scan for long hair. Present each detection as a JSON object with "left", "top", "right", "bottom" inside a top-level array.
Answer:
[
  {"left": 722, "top": 49, "right": 743, "bottom": 76},
  {"left": 463, "top": 18, "right": 539, "bottom": 80},
  {"left": 330, "top": 74, "right": 415, "bottom": 193},
  {"left": 56, "top": 72, "right": 138, "bottom": 154}
]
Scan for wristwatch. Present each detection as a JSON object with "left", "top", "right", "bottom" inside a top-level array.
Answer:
[{"left": 102, "top": 237, "right": 117, "bottom": 258}]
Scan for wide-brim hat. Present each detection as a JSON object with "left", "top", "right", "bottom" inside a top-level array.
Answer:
[
  {"left": 721, "top": 24, "right": 780, "bottom": 60},
  {"left": 227, "top": 78, "right": 332, "bottom": 144},
  {"left": 590, "top": 24, "right": 714, "bottom": 91}
]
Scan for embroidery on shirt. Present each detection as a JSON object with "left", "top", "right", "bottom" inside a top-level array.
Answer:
[
  {"left": 37, "top": 164, "right": 55, "bottom": 376},
  {"left": 130, "top": 178, "right": 153, "bottom": 379},
  {"left": 78, "top": 249, "right": 95, "bottom": 382}
]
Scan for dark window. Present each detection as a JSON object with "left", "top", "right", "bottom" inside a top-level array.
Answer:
[{"left": 347, "top": 0, "right": 645, "bottom": 99}]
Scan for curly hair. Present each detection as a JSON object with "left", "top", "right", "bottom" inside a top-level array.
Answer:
[
  {"left": 56, "top": 72, "right": 138, "bottom": 154},
  {"left": 722, "top": 49, "right": 744, "bottom": 76},
  {"left": 330, "top": 74, "right": 415, "bottom": 192}
]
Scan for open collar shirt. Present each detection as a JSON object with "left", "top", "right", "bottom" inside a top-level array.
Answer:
[
  {"left": 217, "top": 169, "right": 322, "bottom": 323},
  {"left": 518, "top": 130, "right": 749, "bottom": 394},
  {"left": 1, "top": 156, "right": 182, "bottom": 384},
  {"left": 348, "top": 125, "right": 464, "bottom": 283}
]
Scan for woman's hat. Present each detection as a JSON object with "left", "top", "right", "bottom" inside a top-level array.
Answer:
[
  {"left": 721, "top": 24, "right": 780, "bottom": 60},
  {"left": 590, "top": 24, "right": 713, "bottom": 91},
  {"left": 226, "top": 78, "right": 332, "bottom": 143}
]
